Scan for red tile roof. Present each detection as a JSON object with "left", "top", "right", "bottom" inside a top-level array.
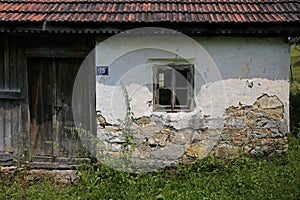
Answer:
[{"left": 0, "top": 0, "right": 299, "bottom": 23}]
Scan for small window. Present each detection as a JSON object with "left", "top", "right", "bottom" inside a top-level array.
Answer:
[{"left": 153, "top": 64, "right": 194, "bottom": 112}]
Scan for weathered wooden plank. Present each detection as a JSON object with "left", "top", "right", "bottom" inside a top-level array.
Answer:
[
  {"left": 9, "top": 37, "right": 17, "bottom": 91},
  {"left": 46, "top": 59, "right": 55, "bottom": 156},
  {"left": 16, "top": 38, "right": 22, "bottom": 93},
  {"left": 87, "top": 50, "right": 97, "bottom": 135},
  {"left": 3, "top": 36, "right": 9, "bottom": 90},
  {"left": 0, "top": 100, "right": 5, "bottom": 152},
  {"left": 70, "top": 58, "right": 86, "bottom": 157},
  {"left": 19, "top": 38, "right": 29, "bottom": 157},
  {"left": 10, "top": 38, "right": 22, "bottom": 154},
  {"left": 25, "top": 48, "right": 88, "bottom": 58},
  {"left": 27, "top": 58, "right": 55, "bottom": 157},
  {"left": 56, "top": 58, "right": 84, "bottom": 157},
  {"left": 54, "top": 59, "right": 61, "bottom": 157},
  {"left": 11, "top": 100, "right": 20, "bottom": 154},
  {"left": 29, "top": 156, "right": 91, "bottom": 169},
  {"left": 0, "top": 36, "right": 4, "bottom": 90},
  {"left": 0, "top": 153, "right": 14, "bottom": 165},
  {"left": 0, "top": 36, "right": 22, "bottom": 157},
  {"left": 24, "top": 37, "right": 94, "bottom": 163},
  {"left": 88, "top": 50, "right": 97, "bottom": 157},
  {"left": 23, "top": 35, "right": 93, "bottom": 59},
  {"left": 72, "top": 50, "right": 97, "bottom": 156},
  {"left": 64, "top": 59, "right": 76, "bottom": 156},
  {"left": 0, "top": 91, "right": 22, "bottom": 100},
  {"left": 0, "top": 35, "right": 95, "bottom": 167},
  {"left": 28, "top": 59, "right": 42, "bottom": 156},
  {"left": 71, "top": 70, "right": 85, "bottom": 153},
  {"left": 39, "top": 59, "right": 49, "bottom": 156},
  {"left": 4, "top": 101, "right": 12, "bottom": 153}
]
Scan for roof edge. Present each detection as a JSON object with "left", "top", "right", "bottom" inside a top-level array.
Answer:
[{"left": 1, "top": 21, "right": 300, "bottom": 36}]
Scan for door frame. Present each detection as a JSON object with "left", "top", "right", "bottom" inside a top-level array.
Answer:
[{"left": 25, "top": 54, "right": 86, "bottom": 160}]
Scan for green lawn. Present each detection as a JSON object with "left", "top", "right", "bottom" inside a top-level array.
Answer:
[
  {"left": 290, "top": 45, "right": 300, "bottom": 128},
  {"left": 290, "top": 45, "right": 300, "bottom": 92},
  {"left": 1, "top": 45, "right": 300, "bottom": 200}
]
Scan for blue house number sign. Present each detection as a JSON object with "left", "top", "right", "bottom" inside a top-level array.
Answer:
[{"left": 96, "top": 66, "right": 109, "bottom": 76}]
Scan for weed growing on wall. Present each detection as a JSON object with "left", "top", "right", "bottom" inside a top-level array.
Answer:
[
  {"left": 66, "top": 85, "right": 137, "bottom": 171},
  {"left": 121, "top": 85, "right": 135, "bottom": 165}
]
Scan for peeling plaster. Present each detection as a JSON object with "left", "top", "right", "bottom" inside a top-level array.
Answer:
[
  {"left": 198, "top": 78, "right": 289, "bottom": 121},
  {"left": 93, "top": 34, "right": 290, "bottom": 170},
  {"left": 96, "top": 36, "right": 289, "bottom": 129},
  {"left": 96, "top": 78, "right": 289, "bottom": 131}
]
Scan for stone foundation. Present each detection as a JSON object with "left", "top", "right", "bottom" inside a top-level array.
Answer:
[
  {"left": 214, "top": 94, "right": 288, "bottom": 158},
  {"left": 96, "top": 94, "right": 288, "bottom": 172}
]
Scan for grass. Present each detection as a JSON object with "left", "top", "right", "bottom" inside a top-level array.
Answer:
[
  {"left": 0, "top": 134, "right": 299, "bottom": 200},
  {"left": 290, "top": 45, "right": 300, "bottom": 129},
  {"left": 290, "top": 45, "right": 300, "bottom": 91},
  {"left": 73, "top": 136, "right": 300, "bottom": 200},
  {"left": 0, "top": 45, "right": 300, "bottom": 200}
]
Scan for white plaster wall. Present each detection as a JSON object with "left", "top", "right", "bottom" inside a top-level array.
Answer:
[
  {"left": 197, "top": 37, "right": 290, "bottom": 80},
  {"left": 198, "top": 78, "right": 289, "bottom": 123},
  {"left": 95, "top": 34, "right": 289, "bottom": 129}
]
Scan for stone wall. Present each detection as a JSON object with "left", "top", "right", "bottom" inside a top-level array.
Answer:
[
  {"left": 96, "top": 94, "right": 287, "bottom": 172},
  {"left": 215, "top": 94, "right": 288, "bottom": 158}
]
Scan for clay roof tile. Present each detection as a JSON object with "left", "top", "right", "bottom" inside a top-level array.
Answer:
[{"left": 0, "top": 0, "right": 298, "bottom": 24}]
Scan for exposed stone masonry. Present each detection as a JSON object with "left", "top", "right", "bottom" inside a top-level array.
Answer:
[
  {"left": 97, "top": 94, "right": 288, "bottom": 172},
  {"left": 215, "top": 94, "right": 288, "bottom": 158}
]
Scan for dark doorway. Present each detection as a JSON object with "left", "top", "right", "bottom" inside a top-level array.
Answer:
[{"left": 27, "top": 57, "right": 86, "bottom": 159}]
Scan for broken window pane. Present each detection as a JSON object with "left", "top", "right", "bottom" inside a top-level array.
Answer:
[
  {"left": 158, "top": 68, "right": 172, "bottom": 88},
  {"left": 175, "top": 69, "right": 188, "bottom": 87},
  {"left": 159, "top": 73, "right": 164, "bottom": 87},
  {"left": 175, "top": 89, "right": 188, "bottom": 106},
  {"left": 154, "top": 64, "right": 193, "bottom": 111},
  {"left": 159, "top": 89, "right": 172, "bottom": 105}
]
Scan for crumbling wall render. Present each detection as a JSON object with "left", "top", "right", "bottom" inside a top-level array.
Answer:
[
  {"left": 95, "top": 36, "right": 290, "bottom": 170},
  {"left": 216, "top": 93, "right": 288, "bottom": 158},
  {"left": 96, "top": 79, "right": 289, "bottom": 171}
]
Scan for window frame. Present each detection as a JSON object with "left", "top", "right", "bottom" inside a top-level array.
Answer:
[{"left": 153, "top": 64, "right": 194, "bottom": 112}]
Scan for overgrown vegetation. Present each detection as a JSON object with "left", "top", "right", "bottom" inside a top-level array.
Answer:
[
  {"left": 121, "top": 85, "right": 135, "bottom": 162},
  {"left": 1, "top": 44, "right": 300, "bottom": 200},
  {"left": 290, "top": 44, "right": 300, "bottom": 135},
  {"left": 0, "top": 133, "right": 299, "bottom": 199}
]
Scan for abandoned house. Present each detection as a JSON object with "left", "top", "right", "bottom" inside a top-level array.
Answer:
[{"left": 0, "top": 0, "right": 299, "bottom": 171}]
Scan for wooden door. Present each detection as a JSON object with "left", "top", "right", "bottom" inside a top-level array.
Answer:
[{"left": 27, "top": 57, "right": 85, "bottom": 158}]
